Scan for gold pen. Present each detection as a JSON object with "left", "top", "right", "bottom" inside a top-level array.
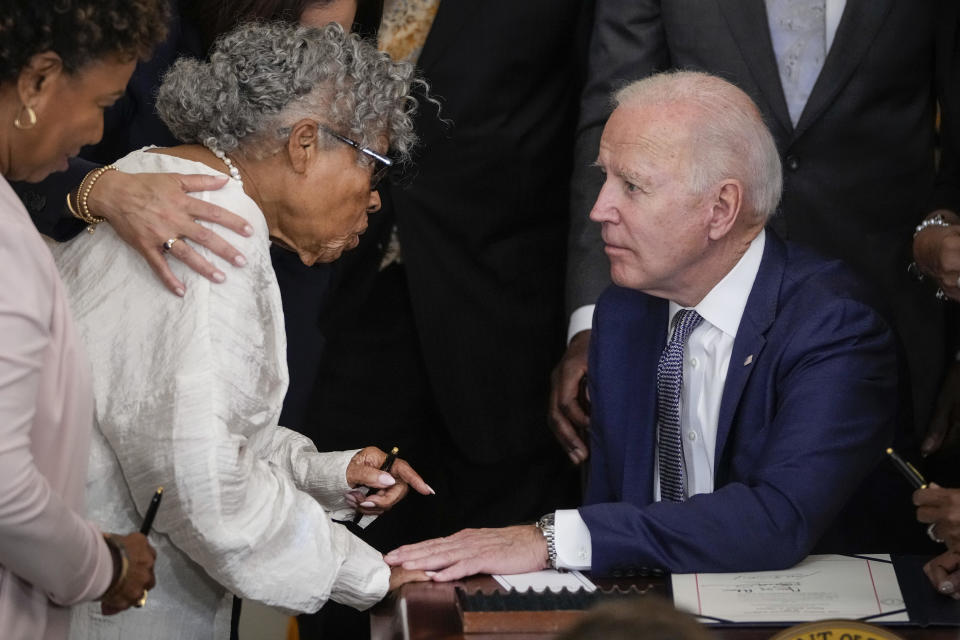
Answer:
[{"left": 885, "top": 448, "right": 927, "bottom": 490}]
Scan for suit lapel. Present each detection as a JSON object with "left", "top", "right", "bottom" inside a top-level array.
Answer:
[
  {"left": 793, "top": 0, "right": 894, "bottom": 139},
  {"left": 414, "top": 2, "right": 481, "bottom": 74},
  {"left": 620, "top": 298, "right": 668, "bottom": 504},
  {"left": 713, "top": 232, "right": 784, "bottom": 468},
  {"left": 716, "top": 0, "right": 793, "bottom": 136}
]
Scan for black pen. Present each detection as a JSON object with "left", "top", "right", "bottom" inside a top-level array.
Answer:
[
  {"left": 353, "top": 447, "right": 398, "bottom": 524},
  {"left": 885, "top": 448, "right": 928, "bottom": 490},
  {"left": 140, "top": 487, "right": 164, "bottom": 535}
]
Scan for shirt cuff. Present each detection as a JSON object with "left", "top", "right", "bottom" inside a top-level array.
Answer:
[
  {"left": 300, "top": 449, "right": 357, "bottom": 511},
  {"left": 327, "top": 522, "right": 390, "bottom": 610},
  {"left": 555, "top": 508, "right": 592, "bottom": 570},
  {"left": 567, "top": 305, "right": 595, "bottom": 344}
]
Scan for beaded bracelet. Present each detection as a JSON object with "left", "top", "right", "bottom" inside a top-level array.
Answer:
[{"left": 71, "top": 165, "right": 117, "bottom": 232}]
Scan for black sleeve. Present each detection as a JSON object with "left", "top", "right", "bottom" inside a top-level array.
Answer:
[{"left": 11, "top": 157, "right": 98, "bottom": 241}]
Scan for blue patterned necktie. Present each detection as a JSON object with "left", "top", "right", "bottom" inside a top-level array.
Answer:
[{"left": 657, "top": 309, "right": 704, "bottom": 503}]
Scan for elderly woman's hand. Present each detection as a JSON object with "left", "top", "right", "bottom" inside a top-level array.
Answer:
[
  {"left": 914, "top": 483, "right": 960, "bottom": 550},
  {"left": 345, "top": 446, "right": 434, "bottom": 515},
  {"left": 99, "top": 532, "right": 157, "bottom": 615},
  {"left": 388, "top": 566, "right": 432, "bottom": 592},
  {"left": 87, "top": 170, "right": 254, "bottom": 297},
  {"left": 924, "top": 550, "right": 960, "bottom": 599}
]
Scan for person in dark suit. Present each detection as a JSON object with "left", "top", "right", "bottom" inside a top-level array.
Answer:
[
  {"left": 305, "top": 0, "right": 591, "bottom": 538},
  {"left": 295, "top": 6, "right": 591, "bottom": 636},
  {"left": 913, "top": 5, "right": 960, "bottom": 600},
  {"left": 550, "top": 0, "right": 960, "bottom": 478},
  {"left": 384, "top": 71, "right": 898, "bottom": 578}
]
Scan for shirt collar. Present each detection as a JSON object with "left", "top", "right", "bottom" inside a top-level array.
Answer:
[{"left": 669, "top": 229, "right": 765, "bottom": 339}]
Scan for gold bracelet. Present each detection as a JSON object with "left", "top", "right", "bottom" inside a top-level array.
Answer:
[
  {"left": 102, "top": 533, "right": 129, "bottom": 598},
  {"left": 74, "top": 165, "right": 117, "bottom": 232},
  {"left": 65, "top": 191, "right": 79, "bottom": 217}
]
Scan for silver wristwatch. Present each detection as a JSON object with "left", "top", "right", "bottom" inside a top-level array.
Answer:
[
  {"left": 914, "top": 213, "right": 950, "bottom": 238},
  {"left": 536, "top": 512, "right": 557, "bottom": 569}
]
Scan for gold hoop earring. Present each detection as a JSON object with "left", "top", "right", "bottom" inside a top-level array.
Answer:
[{"left": 13, "top": 105, "right": 37, "bottom": 130}]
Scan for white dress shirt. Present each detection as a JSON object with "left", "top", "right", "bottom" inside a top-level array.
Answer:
[
  {"left": 555, "top": 231, "right": 765, "bottom": 570},
  {"left": 56, "top": 150, "right": 389, "bottom": 640}
]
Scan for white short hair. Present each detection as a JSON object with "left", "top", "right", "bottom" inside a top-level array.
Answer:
[{"left": 614, "top": 71, "right": 782, "bottom": 221}]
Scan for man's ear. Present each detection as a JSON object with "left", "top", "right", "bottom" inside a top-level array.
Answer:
[
  {"left": 286, "top": 119, "right": 319, "bottom": 174},
  {"left": 707, "top": 179, "right": 744, "bottom": 240},
  {"left": 16, "top": 51, "right": 64, "bottom": 110}
]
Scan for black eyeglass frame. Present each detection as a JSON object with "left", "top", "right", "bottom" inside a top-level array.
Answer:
[{"left": 319, "top": 125, "right": 393, "bottom": 189}]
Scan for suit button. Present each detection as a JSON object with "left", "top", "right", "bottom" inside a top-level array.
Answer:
[{"left": 785, "top": 155, "right": 800, "bottom": 171}]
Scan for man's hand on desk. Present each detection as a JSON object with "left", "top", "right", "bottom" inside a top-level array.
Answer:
[
  {"left": 345, "top": 447, "right": 434, "bottom": 515},
  {"left": 923, "top": 550, "right": 960, "bottom": 599},
  {"left": 384, "top": 525, "right": 549, "bottom": 581},
  {"left": 548, "top": 330, "right": 592, "bottom": 464}
]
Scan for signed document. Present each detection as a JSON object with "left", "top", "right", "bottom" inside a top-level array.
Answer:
[{"left": 672, "top": 555, "right": 908, "bottom": 624}]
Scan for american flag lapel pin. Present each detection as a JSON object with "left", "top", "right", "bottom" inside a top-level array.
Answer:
[{"left": 743, "top": 354, "right": 754, "bottom": 366}]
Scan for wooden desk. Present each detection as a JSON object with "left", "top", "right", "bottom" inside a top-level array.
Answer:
[{"left": 370, "top": 576, "right": 959, "bottom": 640}]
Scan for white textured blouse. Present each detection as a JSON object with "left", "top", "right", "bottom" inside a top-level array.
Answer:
[{"left": 55, "top": 149, "right": 389, "bottom": 640}]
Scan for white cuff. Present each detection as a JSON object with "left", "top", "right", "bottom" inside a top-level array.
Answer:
[
  {"left": 327, "top": 523, "right": 390, "bottom": 610},
  {"left": 567, "top": 305, "right": 595, "bottom": 344},
  {"left": 299, "top": 449, "right": 358, "bottom": 512},
  {"left": 555, "top": 508, "right": 592, "bottom": 570}
]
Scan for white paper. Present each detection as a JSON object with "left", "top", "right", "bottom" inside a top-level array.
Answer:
[
  {"left": 671, "top": 554, "right": 908, "bottom": 624},
  {"left": 493, "top": 569, "right": 596, "bottom": 593}
]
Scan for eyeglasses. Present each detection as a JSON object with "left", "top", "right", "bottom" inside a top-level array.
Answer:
[{"left": 319, "top": 125, "right": 392, "bottom": 189}]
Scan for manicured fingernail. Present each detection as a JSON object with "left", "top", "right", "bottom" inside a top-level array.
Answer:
[
  {"left": 940, "top": 582, "right": 955, "bottom": 594},
  {"left": 212, "top": 271, "right": 226, "bottom": 283},
  {"left": 175, "top": 287, "right": 185, "bottom": 297},
  {"left": 425, "top": 571, "right": 437, "bottom": 577},
  {"left": 379, "top": 473, "right": 396, "bottom": 486},
  {"left": 360, "top": 501, "right": 375, "bottom": 508},
  {"left": 234, "top": 255, "right": 247, "bottom": 267},
  {"left": 243, "top": 225, "right": 254, "bottom": 236},
  {"left": 426, "top": 484, "right": 436, "bottom": 495}
]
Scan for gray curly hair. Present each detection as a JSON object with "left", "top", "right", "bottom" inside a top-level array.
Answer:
[{"left": 156, "top": 21, "right": 419, "bottom": 164}]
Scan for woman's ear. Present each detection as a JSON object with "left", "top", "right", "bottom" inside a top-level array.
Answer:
[
  {"left": 16, "top": 51, "right": 64, "bottom": 110},
  {"left": 286, "top": 119, "right": 319, "bottom": 174}
]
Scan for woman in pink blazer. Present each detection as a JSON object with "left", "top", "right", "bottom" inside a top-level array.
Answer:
[{"left": 0, "top": 1, "right": 167, "bottom": 638}]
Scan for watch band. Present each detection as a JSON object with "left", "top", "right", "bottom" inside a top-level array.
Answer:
[{"left": 536, "top": 512, "right": 557, "bottom": 569}]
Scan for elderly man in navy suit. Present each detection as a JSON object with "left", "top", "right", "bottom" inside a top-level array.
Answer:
[{"left": 384, "top": 71, "right": 898, "bottom": 577}]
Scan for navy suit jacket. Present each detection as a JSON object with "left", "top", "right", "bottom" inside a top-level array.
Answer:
[
  {"left": 581, "top": 232, "right": 898, "bottom": 574},
  {"left": 567, "top": 0, "right": 959, "bottom": 435}
]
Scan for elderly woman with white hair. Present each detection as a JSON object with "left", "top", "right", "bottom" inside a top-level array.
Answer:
[{"left": 56, "top": 21, "right": 432, "bottom": 640}]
